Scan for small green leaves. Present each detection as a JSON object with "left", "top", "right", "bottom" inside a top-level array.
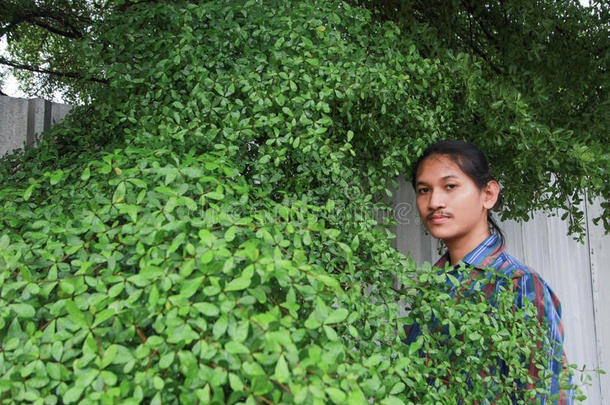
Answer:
[{"left": 0, "top": 0, "right": 594, "bottom": 403}]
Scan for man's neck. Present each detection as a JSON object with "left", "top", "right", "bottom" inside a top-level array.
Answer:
[{"left": 446, "top": 230, "right": 491, "bottom": 267}]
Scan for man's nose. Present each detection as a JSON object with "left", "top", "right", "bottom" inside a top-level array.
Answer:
[{"left": 428, "top": 189, "right": 446, "bottom": 210}]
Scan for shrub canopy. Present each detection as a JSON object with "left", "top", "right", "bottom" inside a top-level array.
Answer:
[{"left": 0, "top": 0, "right": 600, "bottom": 403}]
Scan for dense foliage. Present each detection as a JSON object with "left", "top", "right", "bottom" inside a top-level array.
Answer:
[
  {"left": 0, "top": 0, "right": 600, "bottom": 403},
  {"left": 356, "top": 0, "right": 610, "bottom": 235},
  {"left": 1, "top": 0, "right": 608, "bottom": 235}
]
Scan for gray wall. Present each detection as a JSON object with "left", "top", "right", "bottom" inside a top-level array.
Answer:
[
  {"left": 390, "top": 176, "right": 609, "bottom": 404},
  {"left": 0, "top": 96, "right": 72, "bottom": 156}
]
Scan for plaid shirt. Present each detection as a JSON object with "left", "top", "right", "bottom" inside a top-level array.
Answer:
[{"left": 406, "top": 234, "right": 573, "bottom": 404}]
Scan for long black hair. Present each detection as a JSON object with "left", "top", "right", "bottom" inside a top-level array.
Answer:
[{"left": 411, "top": 139, "right": 504, "bottom": 243}]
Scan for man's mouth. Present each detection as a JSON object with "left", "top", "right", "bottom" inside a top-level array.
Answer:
[{"left": 427, "top": 213, "right": 451, "bottom": 224}]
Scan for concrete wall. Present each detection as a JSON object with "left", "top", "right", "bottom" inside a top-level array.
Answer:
[
  {"left": 390, "top": 177, "right": 609, "bottom": 403},
  {"left": 0, "top": 96, "right": 72, "bottom": 156}
]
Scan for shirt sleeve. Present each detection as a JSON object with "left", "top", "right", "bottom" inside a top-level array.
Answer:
[{"left": 513, "top": 271, "right": 573, "bottom": 405}]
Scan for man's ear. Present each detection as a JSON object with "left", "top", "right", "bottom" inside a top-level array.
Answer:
[{"left": 482, "top": 180, "right": 500, "bottom": 210}]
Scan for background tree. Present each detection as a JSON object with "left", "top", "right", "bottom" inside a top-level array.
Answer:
[
  {"left": 353, "top": 0, "right": 609, "bottom": 233},
  {"left": 1, "top": 0, "right": 115, "bottom": 102},
  {"left": 0, "top": 0, "right": 605, "bottom": 403}
]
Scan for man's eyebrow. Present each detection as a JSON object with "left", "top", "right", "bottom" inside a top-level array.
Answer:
[{"left": 416, "top": 175, "right": 459, "bottom": 186}]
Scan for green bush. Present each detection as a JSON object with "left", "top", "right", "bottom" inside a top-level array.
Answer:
[{"left": 0, "top": 0, "right": 590, "bottom": 403}]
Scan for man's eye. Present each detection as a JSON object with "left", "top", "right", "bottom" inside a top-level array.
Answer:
[
  {"left": 446, "top": 184, "right": 456, "bottom": 190},
  {"left": 417, "top": 188, "right": 429, "bottom": 194}
]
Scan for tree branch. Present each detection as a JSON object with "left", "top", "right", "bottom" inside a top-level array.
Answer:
[
  {"left": 0, "top": 56, "right": 108, "bottom": 84},
  {"left": 28, "top": 17, "right": 83, "bottom": 39},
  {"left": 2, "top": 5, "right": 91, "bottom": 40}
]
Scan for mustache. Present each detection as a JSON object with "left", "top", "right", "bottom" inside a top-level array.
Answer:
[{"left": 427, "top": 211, "right": 452, "bottom": 220}]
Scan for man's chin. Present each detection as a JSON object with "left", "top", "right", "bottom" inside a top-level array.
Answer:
[{"left": 426, "top": 224, "right": 454, "bottom": 240}]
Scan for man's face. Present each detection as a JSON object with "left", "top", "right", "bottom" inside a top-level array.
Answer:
[{"left": 414, "top": 155, "right": 489, "bottom": 246}]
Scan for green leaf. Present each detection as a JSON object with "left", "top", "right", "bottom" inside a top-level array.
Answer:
[
  {"left": 113, "top": 182, "right": 126, "bottom": 204},
  {"left": 225, "top": 225, "right": 237, "bottom": 242},
  {"left": 159, "top": 351, "right": 175, "bottom": 369},
  {"left": 193, "top": 302, "right": 219, "bottom": 317},
  {"left": 101, "top": 345, "right": 118, "bottom": 369},
  {"left": 304, "top": 314, "right": 321, "bottom": 330},
  {"left": 225, "top": 275, "right": 251, "bottom": 291},
  {"left": 23, "top": 183, "right": 36, "bottom": 201},
  {"left": 225, "top": 341, "right": 249, "bottom": 355},
  {"left": 390, "top": 382, "right": 405, "bottom": 395},
  {"left": 51, "top": 341, "right": 64, "bottom": 362},
  {"left": 408, "top": 338, "right": 422, "bottom": 355},
  {"left": 198, "top": 229, "right": 215, "bottom": 246},
  {"left": 64, "top": 300, "right": 89, "bottom": 328},
  {"left": 381, "top": 396, "right": 405, "bottom": 405},
  {"left": 180, "top": 276, "right": 203, "bottom": 298},
  {"left": 108, "top": 282, "right": 124, "bottom": 298},
  {"left": 81, "top": 167, "right": 91, "bottom": 181},
  {"left": 326, "top": 387, "right": 346, "bottom": 403},
  {"left": 154, "top": 186, "right": 177, "bottom": 196},
  {"left": 312, "top": 273, "right": 340, "bottom": 290},
  {"left": 364, "top": 354, "right": 383, "bottom": 368},
  {"left": 167, "top": 324, "right": 198, "bottom": 344},
  {"left": 213, "top": 315, "right": 228, "bottom": 339},
  {"left": 47, "top": 362, "right": 62, "bottom": 380},
  {"left": 324, "top": 325, "right": 339, "bottom": 341},
  {"left": 252, "top": 375, "right": 273, "bottom": 395},
  {"left": 274, "top": 354, "right": 290, "bottom": 383},
  {"left": 63, "top": 386, "right": 83, "bottom": 404},
  {"left": 325, "top": 308, "right": 348, "bottom": 324},
  {"left": 50, "top": 170, "right": 64, "bottom": 185},
  {"left": 229, "top": 373, "right": 244, "bottom": 392},
  {"left": 196, "top": 385, "right": 211, "bottom": 402},
  {"left": 12, "top": 303, "right": 35, "bottom": 318},
  {"left": 181, "top": 196, "right": 197, "bottom": 210},
  {"left": 93, "top": 308, "right": 114, "bottom": 327},
  {"left": 150, "top": 375, "right": 163, "bottom": 390},
  {"left": 242, "top": 361, "right": 265, "bottom": 377}
]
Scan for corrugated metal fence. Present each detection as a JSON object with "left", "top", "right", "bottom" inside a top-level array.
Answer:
[
  {"left": 390, "top": 177, "right": 609, "bottom": 403},
  {"left": 1, "top": 96, "right": 608, "bottom": 403}
]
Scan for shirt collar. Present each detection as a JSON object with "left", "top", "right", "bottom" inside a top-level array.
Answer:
[{"left": 434, "top": 234, "right": 505, "bottom": 269}]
